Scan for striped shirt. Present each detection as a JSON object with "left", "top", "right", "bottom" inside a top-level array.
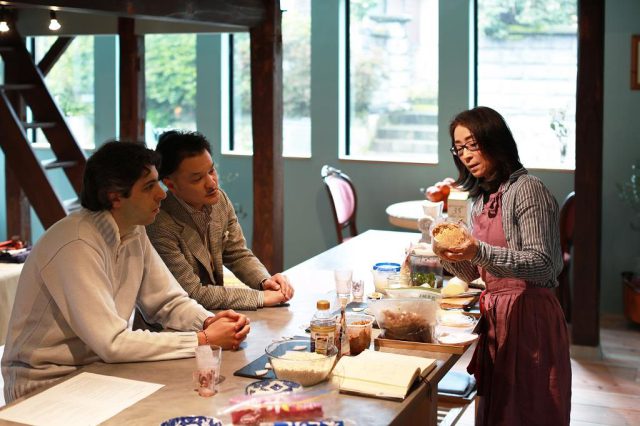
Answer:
[{"left": 443, "top": 168, "right": 563, "bottom": 288}]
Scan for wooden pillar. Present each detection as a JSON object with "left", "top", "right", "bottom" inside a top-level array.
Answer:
[
  {"left": 249, "top": 0, "right": 284, "bottom": 273},
  {"left": 118, "top": 18, "right": 145, "bottom": 142},
  {"left": 572, "top": 0, "right": 604, "bottom": 346},
  {"left": 4, "top": 62, "right": 31, "bottom": 243}
]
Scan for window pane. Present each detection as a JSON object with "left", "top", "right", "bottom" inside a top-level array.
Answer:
[
  {"left": 282, "top": 0, "right": 311, "bottom": 157},
  {"left": 145, "top": 34, "right": 197, "bottom": 148},
  {"left": 35, "top": 36, "right": 95, "bottom": 148},
  {"left": 230, "top": 33, "right": 252, "bottom": 154},
  {"left": 477, "top": 0, "right": 577, "bottom": 169},
  {"left": 349, "top": 0, "right": 438, "bottom": 162},
  {"left": 229, "top": 0, "right": 312, "bottom": 156}
]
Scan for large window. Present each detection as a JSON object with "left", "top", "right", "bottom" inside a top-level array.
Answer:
[
  {"left": 229, "top": 0, "right": 312, "bottom": 156},
  {"left": 145, "top": 34, "right": 197, "bottom": 148},
  {"left": 477, "top": 0, "right": 577, "bottom": 169},
  {"left": 348, "top": 0, "right": 438, "bottom": 162},
  {"left": 33, "top": 36, "right": 95, "bottom": 148}
]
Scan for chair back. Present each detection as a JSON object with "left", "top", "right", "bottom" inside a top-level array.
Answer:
[
  {"left": 321, "top": 165, "right": 358, "bottom": 244},
  {"left": 557, "top": 191, "right": 575, "bottom": 321}
]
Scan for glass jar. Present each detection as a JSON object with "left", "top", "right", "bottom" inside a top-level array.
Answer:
[{"left": 408, "top": 253, "right": 443, "bottom": 288}]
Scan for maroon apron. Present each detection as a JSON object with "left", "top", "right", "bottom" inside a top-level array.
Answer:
[{"left": 467, "top": 190, "right": 571, "bottom": 426}]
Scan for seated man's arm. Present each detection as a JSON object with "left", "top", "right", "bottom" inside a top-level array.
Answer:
[
  {"left": 218, "top": 192, "right": 274, "bottom": 287},
  {"left": 147, "top": 220, "right": 266, "bottom": 310},
  {"left": 42, "top": 239, "right": 206, "bottom": 363}
]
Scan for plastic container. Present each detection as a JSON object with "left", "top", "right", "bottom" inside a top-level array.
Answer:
[
  {"left": 309, "top": 300, "right": 336, "bottom": 355},
  {"left": 372, "top": 262, "right": 401, "bottom": 294},
  {"left": 346, "top": 314, "right": 375, "bottom": 355}
]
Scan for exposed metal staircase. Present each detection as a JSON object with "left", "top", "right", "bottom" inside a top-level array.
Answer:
[{"left": 0, "top": 28, "right": 85, "bottom": 230}]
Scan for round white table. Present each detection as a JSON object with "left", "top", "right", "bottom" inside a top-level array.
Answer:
[{"left": 385, "top": 200, "right": 425, "bottom": 230}]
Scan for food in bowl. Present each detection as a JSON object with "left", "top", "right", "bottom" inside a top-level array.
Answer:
[
  {"left": 432, "top": 222, "right": 469, "bottom": 250},
  {"left": 265, "top": 340, "right": 337, "bottom": 386}
]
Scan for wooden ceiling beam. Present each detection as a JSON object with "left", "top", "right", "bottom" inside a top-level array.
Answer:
[{"left": 4, "top": 0, "right": 265, "bottom": 28}]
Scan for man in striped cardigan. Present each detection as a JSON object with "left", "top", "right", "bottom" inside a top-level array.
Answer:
[{"left": 147, "top": 130, "right": 294, "bottom": 311}]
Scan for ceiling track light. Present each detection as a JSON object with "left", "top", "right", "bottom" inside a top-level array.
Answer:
[
  {"left": 0, "top": 7, "right": 10, "bottom": 33},
  {"left": 49, "top": 10, "right": 61, "bottom": 31}
]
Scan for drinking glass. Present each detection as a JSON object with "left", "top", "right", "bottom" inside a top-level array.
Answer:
[
  {"left": 194, "top": 344, "right": 222, "bottom": 397},
  {"left": 351, "top": 279, "right": 364, "bottom": 301},
  {"left": 334, "top": 269, "right": 353, "bottom": 300}
]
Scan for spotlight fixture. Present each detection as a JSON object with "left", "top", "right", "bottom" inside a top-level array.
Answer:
[
  {"left": 0, "top": 7, "right": 10, "bottom": 33},
  {"left": 48, "top": 10, "right": 61, "bottom": 31}
]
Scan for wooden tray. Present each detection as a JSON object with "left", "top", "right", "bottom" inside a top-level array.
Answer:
[{"left": 374, "top": 335, "right": 476, "bottom": 355}]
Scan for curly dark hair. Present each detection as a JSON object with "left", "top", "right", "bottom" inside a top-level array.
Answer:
[
  {"left": 80, "top": 141, "right": 160, "bottom": 211},
  {"left": 449, "top": 106, "right": 523, "bottom": 197},
  {"left": 155, "top": 130, "right": 211, "bottom": 179}
]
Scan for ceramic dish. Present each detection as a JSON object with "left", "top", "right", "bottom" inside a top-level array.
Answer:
[
  {"left": 160, "top": 416, "right": 222, "bottom": 426},
  {"left": 436, "top": 332, "right": 479, "bottom": 346},
  {"left": 245, "top": 378, "right": 302, "bottom": 395}
]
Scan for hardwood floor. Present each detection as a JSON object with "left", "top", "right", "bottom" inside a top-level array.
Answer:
[
  {"left": 453, "top": 315, "right": 640, "bottom": 426},
  {"left": 1, "top": 315, "right": 639, "bottom": 426}
]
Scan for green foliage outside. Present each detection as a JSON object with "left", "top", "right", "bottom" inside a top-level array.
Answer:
[
  {"left": 282, "top": 12, "right": 311, "bottom": 119},
  {"left": 45, "top": 36, "right": 94, "bottom": 117},
  {"left": 479, "top": 0, "right": 577, "bottom": 39},
  {"left": 145, "top": 34, "right": 197, "bottom": 129}
]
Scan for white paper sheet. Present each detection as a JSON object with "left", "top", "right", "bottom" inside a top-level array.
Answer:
[{"left": 0, "top": 372, "right": 164, "bottom": 425}]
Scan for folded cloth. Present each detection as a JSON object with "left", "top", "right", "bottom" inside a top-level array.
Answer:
[
  {"left": 438, "top": 371, "right": 476, "bottom": 397},
  {"left": 0, "top": 247, "right": 31, "bottom": 263}
]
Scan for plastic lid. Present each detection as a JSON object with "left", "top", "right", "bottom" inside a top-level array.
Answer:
[
  {"left": 372, "top": 262, "right": 401, "bottom": 273},
  {"left": 316, "top": 300, "right": 330, "bottom": 310}
]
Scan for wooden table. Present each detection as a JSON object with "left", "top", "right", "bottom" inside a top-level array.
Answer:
[
  {"left": 0, "top": 264, "right": 22, "bottom": 345},
  {"left": 0, "top": 231, "right": 464, "bottom": 425},
  {"left": 386, "top": 200, "right": 425, "bottom": 230}
]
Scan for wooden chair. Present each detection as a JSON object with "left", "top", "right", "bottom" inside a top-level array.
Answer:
[
  {"left": 321, "top": 165, "right": 358, "bottom": 244},
  {"left": 557, "top": 191, "right": 575, "bottom": 322}
]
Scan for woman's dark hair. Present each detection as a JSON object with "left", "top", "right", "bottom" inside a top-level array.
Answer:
[
  {"left": 80, "top": 141, "right": 160, "bottom": 211},
  {"left": 156, "top": 130, "right": 211, "bottom": 179},
  {"left": 449, "top": 106, "right": 523, "bottom": 197}
]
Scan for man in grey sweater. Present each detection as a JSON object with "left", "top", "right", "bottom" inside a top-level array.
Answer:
[{"left": 1, "top": 141, "right": 250, "bottom": 403}]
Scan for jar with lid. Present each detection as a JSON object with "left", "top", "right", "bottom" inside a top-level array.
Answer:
[{"left": 372, "top": 262, "right": 401, "bottom": 294}]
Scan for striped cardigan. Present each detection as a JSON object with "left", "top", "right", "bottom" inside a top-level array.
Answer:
[
  {"left": 147, "top": 191, "right": 270, "bottom": 310},
  {"left": 443, "top": 168, "right": 563, "bottom": 288}
]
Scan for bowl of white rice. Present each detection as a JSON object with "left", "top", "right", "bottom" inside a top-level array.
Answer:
[{"left": 265, "top": 339, "right": 338, "bottom": 386}]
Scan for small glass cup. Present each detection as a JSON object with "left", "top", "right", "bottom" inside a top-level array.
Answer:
[
  {"left": 350, "top": 279, "right": 364, "bottom": 301},
  {"left": 334, "top": 269, "right": 353, "bottom": 300},
  {"left": 194, "top": 344, "right": 222, "bottom": 397}
]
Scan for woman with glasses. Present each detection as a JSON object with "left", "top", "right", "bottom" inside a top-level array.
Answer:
[{"left": 436, "top": 106, "right": 571, "bottom": 426}]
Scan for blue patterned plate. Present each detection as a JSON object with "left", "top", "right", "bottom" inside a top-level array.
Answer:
[
  {"left": 160, "top": 416, "right": 222, "bottom": 426},
  {"left": 245, "top": 378, "right": 302, "bottom": 395}
]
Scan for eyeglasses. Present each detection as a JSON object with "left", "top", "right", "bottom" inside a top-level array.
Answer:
[{"left": 449, "top": 141, "right": 480, "bottom": 156}]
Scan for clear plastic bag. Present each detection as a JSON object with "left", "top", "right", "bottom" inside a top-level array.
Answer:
[{"left": 368, "top": 298, "right": 439, "bottom": 343}]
